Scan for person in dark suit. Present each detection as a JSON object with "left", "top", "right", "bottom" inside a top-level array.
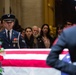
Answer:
[
  {"left": 0, "top": 14, "right": 27, "bottom": 49},
  {"left": 46, "top": 22, "right": 76, "bottom": 74}
]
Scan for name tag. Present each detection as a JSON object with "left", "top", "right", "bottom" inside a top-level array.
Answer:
[{"left": 12, "top": 40, "right": 18, "bottom": 43}]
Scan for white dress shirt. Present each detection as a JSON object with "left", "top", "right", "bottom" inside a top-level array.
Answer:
[{"left": 5, "top": 29, "right": 12, "bottom": 40}]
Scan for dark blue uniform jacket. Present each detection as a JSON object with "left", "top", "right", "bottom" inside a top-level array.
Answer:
[
  {"left": 0, "top": 29, "right": 27, "bottom": 49},
  {"left": 46, "top": 26, "right": 76, "bottom": 75}
]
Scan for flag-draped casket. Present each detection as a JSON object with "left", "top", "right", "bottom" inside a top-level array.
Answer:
[{"left": 1, "top": 49, "right": 69, "bottom": 75}]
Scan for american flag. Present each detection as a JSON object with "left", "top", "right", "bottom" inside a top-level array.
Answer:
[
  {"left": 61, "top": 53, "right": 71, "bottom": 75},
  {"left": 1, "top": 49, "right": 69, "bottom": 75}
]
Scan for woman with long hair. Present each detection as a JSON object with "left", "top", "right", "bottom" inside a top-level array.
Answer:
[{"left": 37, "top": 24, "right": 54, "bottom": 48}]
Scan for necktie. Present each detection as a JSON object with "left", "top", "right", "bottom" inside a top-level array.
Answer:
[{"left": 7, "top": 30, "right": 10, "bottom": 40}]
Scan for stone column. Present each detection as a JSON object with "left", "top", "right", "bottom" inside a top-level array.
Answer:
[
  {"left": 0, "top": 0, "right": 4, "bottom": 17},
  {"left": 4, "top": 0, "right": 10, "bottom": 14},
  {"left": 10, "top": 0, "right": 21, "bottom": 25},
  {"left": 0, "top": 0, "right": 10, "bottom": 17},
  {"left": 16, "top": 0, "right": 21, "bottom": 25},
  {"left": 21, "top": 0, "right": 43, "bottom": 28}
]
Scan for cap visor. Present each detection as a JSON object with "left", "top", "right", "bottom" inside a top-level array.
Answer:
[{"left": 4, "top": 19, "right": 15, "bottom": 22}]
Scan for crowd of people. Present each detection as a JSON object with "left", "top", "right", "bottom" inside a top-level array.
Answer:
[
  {"left": 0, "top": 14, "right": 75, "bottom": 49},
  {"left": 19, "top": 23, "right": 54, "bottom": 48},
  {"left": 1, "top": 13, "right": 76, "bottom": 74},
  {"left": 0, "top": 14, "right": 55, "bottom": 49}
]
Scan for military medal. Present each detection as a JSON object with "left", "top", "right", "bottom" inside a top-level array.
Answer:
[{"left": 12, "top": 38, "right": 18, "bottom": 47}]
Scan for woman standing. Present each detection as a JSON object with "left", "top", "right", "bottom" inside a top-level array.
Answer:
[
  {"left": 37, "top": 24, "right": 54, "bottom": 48},
  {"left": 24, "top": 27, "right": 34, "bottom": 48}
]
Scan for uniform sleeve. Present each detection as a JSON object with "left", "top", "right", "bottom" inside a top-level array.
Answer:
[
  {"left": 19, "top": 34, "right": 27, "bottom": 48},
  {"left": 46, "top": 32, "right": 76, "bottom": 75}
]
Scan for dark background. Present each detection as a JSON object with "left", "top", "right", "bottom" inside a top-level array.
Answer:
[{"left": 55, "top": 0, "right": 76, "bottom": 26}]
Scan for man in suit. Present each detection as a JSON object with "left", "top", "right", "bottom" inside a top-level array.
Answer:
[
  {"left": 46, "top": 21, "right": 76, "bottom": 74},
  {"left": 0, "top": 14, "right": 27, "bottom": 49}
]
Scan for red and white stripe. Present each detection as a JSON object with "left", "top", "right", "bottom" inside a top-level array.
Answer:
[{"left": 2, "top": 48, "right": 68, "bottom": 75}]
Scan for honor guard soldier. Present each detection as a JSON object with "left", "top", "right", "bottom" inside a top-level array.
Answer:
[
  {"left": 46, "top": 22, "right": 76, "bottom": 74},
  {"left": 0, "top": 14, "right": 27, "bottom": 49}
]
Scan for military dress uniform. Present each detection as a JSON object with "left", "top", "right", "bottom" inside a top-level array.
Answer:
[
  {"left": 0, "top": 29, "right": 27, "bottom": 49},
  {"left": 46, "top": 25, "right": 76, "bottom": 75},
  {"left": 0, "top": 14, "right": 27, "bottom": 49}
]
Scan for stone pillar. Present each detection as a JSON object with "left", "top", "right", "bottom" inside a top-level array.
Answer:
[
  {"left": 0, "top": 0, "right": 10, "bottom": 17},
  {"left": 16, "top": 0, "right": 21, "bottom": 25},
  {"left": 10, "top": 0, "right": 16, "bottom": 15},
  {"left": 10, "top": 0, "right": 21, "bottom": 25},
  {"left": 21, "top": 0, "right": 43, "bottom": 28},
  {"left": 4, "top": 0, "right": 10, "bottom": 14},
  {"left": 0, "top": 0, "right": 4, "bottom": 17},
  {"left": 44, "top": 0, "right": 55, "bottom": 26}
]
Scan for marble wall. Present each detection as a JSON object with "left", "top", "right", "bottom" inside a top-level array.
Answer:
[
  {"left": 0, "top": 0, "right": 55, "bottom": 29},
  {"left": 20, "top": 0, "right": 43, "bottom": 28}
]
